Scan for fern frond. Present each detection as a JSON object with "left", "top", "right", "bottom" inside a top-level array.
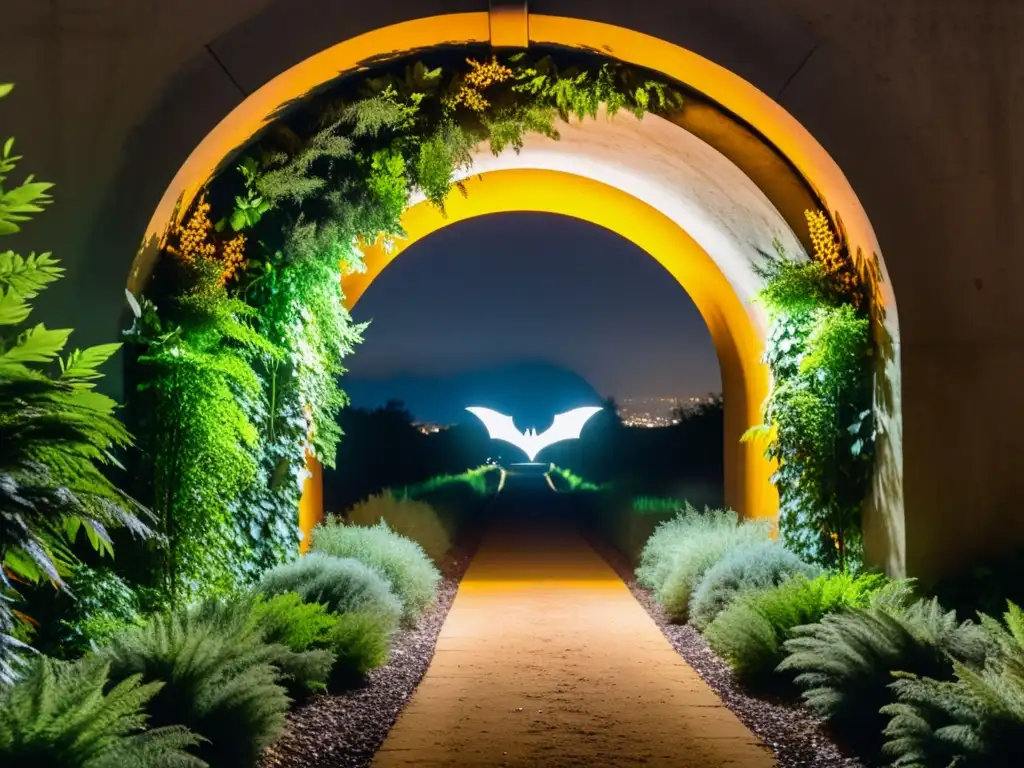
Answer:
[{"left": 0, "top": 656, "right": 206, "bottom": 767}]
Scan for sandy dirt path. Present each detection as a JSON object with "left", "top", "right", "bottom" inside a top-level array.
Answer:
[{"left": 374, "top": 507, "right": 776, "bottom": 767}]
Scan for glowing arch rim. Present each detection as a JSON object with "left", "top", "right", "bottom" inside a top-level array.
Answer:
[
  {"left": 130, "top": 11, "right": 900, "bottom": 571},
  {"left": 332, "top": 167, "right": 776, "bottom": 528},
  {"left": 136, "top": 12, "right": 894, "bottom": 320}
]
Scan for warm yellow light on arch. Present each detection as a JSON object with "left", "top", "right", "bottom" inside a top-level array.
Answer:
[
  {"left": 296, "top": 169, "right": 777, "bottom": 548},
  {"left": 132, "top": 10, "right": 889, "bottom": 551}
]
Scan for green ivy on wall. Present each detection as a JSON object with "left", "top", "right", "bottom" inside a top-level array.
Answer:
[
  {"left": 124, "top": 51, "right": 686, "bottom": 602},
  {"left": 746, "top": 212, "right": 875, "bottom": 572}
]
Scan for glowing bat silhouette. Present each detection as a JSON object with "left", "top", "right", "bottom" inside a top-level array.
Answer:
[{"left": 465, "top": 406, "right": 603, "bottom": 462}]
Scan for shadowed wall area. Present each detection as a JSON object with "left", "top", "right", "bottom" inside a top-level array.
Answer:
[{"left": 2, "top": 1, "right": 1020, "bottom": 582}]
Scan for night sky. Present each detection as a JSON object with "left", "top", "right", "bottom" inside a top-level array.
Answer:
[{"left": 344, "top": 212, "right": 720, "bottom": 419}]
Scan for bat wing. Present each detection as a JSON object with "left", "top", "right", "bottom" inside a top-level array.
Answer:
[
  {"left": 532, "top": 406, "right": 604, "bottom": 457},
  {"left": 465, "top": 407, "right": 529, "bottom": 456}
]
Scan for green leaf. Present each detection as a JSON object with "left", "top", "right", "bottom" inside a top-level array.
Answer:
[
  {"left": 0, "top": 287, "right": 31, "bottom": 325},
  {"left": 0, "top": 251, "right": 64, "bottom": 296},
  {"left": 1, "top": 323, "right": 72, "bottom": 363},
  {"left": 61, "top": 342, "right": 122, "bottom": 379},
  {"left": 230, "top": 209, "right": 247, "bottom": 231},
  {"left": 0, "top": 83, "right": 12, "bottom": 99}
]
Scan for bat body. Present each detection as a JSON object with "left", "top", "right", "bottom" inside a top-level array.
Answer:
[{"left": 465, "top": 406, "right": 603, "bottom": 462}]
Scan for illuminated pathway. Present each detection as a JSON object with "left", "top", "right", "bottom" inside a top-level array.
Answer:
[{"left": 374, "top": 501, "right": 775, "bottom": 767}]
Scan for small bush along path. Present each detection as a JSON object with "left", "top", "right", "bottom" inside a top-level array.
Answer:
[{"left": 373, "top": 482, "right": 774, "bottom": 767}]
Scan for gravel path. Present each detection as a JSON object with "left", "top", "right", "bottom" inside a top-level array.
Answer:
[
  {"left": 588, "top": 533, "right": 869, "bottom": 768},
  {"left": 375, "top": 510, "right": 773, "bottom": 767},
  {"left": 259, "top": 529, "right": 482, "bottom": 768}
]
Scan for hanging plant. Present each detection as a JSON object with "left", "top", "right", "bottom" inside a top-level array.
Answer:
[
  {"left": 124, "top": 49, "right": 687, "bottom": 601},
  {"left": 746, "top": 211, "right": 875, "bottom": 572}
]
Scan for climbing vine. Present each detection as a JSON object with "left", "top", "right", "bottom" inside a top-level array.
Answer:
[
  {"left": 124, "top": 50, "right": 686, "bottom": 601},
  {"left": 746, "top": 211, "right": 875, "bottom": 572}
]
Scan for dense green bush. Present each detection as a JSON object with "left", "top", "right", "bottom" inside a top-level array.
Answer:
[
  {"left": 327, "top": 612, "right": 392, "bottom": 685},
  {"left": 703, "top": 572, "right": 896, "bottom": 687},
  {"left": 0, "top": 656, "right": 204, "bottom": 767},
  {"left": 58, "top": 566, "right": 145, "bottom": 655},
  {"left": 882, "top": 601, "right": 1024, "bottom": 767},
  {"left": 636, "top": 506, "right": 771, "bottom": 621},
  {"left": 346, "top": 490, "right": 451, "bottom": 564},
  {"left": 96, "top": 602, "right": 296, "bottom": 768},
  {"left": 312, "top": 519, "right": 440, "bottom": 623},
  {"left": 250, "top": 592, "right": 337, "bottom": 651},
  {"left": 688, "top": 541, "right": 820, "bottom": 631},
  {"left": 256, "top": 552, "right": 402, "bottom": 630},
  {"left": 778, "top": 598, "right": 991, "bottom": 753},
  {"left": 250, "top": 592, "right": 391, "bottom": 686}
]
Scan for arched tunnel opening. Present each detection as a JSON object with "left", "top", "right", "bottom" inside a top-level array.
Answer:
[{"left": 21, "top": 7, "right": 1009, "bottom": 764}]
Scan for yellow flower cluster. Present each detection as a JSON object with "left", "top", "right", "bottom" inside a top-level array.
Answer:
[
  {"left": 219, "top": 233, "right": 247, "bottom": 286},
  {"left": 450, "top": 57, "right": 513, "bottom": 112},
  {"left": 168, "top": 195, "right": 247, "bottom": 286},
  {"left": 169, "top": 197, "right": 216, "bottom": 265},
  {"left": 806, "top": 209, "right": 863, "bottom": 307},
  {"left": 464, "top": 57, "right": 513, "bottom": 88}
]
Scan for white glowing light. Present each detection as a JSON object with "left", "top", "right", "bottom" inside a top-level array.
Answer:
[{"left": 465, "top": 406, "right": 603, "bottom": 462}]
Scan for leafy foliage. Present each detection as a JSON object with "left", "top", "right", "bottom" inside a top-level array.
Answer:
[
  {"left": 747, "top": 218, "right": 874, "bottom": 571},
  {"left": 256, "top": 552, "right": 401, "bottom": 630},
  {"left": 704, "top": 571, "right": 896, "bottom": 687},
  {"left": 0, "top": 82, "right": 148, "bottom": 681},
  {"left": 250, "top": 592, "right": 337, "bottom": 653},
  {"left": 635, "top": 505, "right": 771, "bottom": 622},
  {"left": 125, "top": 52, "right": 684, "bottom": 610},
  {"left": 57, "top": 566, "right": 145, "bottom": 655},
  {"left": 124, "top": 286, "right": 276, "bottom": 602},
  {"left": 325, "top": 612, "right": 392, "bottom": 685},
  {"left": 688, "top": 541, "right": 820, "bottom": 631},
  {"left": 778, "top": 598, "right": 992, "bottom": 753},
  {"left": 312, "top": 519, "right": 440, "bottom": 624},
  {"left": 0, "top": 655, "right": 204, "bottom": 767},
  {"left": 882, "top": 601, "right": 1024, "bottom": 767},
  {"left": 248, "top": 592, "right": 391, "bottom": 686},
  {"left": 346, "top": 491, "right": 451, "bottom": 563},
  {"left": 97, "top": 601, "right": 296, "bottom": 768}
]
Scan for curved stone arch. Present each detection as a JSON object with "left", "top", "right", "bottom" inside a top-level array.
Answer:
[{"left": 129, "top": 12, "right": 903, "bottom": 574}]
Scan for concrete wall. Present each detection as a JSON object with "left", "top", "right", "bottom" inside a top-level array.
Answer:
[{"left": 2, "top": 0, "right": 1022, "bottom": 581}]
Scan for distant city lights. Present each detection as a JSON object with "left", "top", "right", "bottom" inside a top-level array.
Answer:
[{"left": 617, "top": 395, "right": 720, "bottom": 428}]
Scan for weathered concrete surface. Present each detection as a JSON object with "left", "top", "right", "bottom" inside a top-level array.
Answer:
[{"left": 374, "top": 513, "right": 775, "bottom": 767}]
